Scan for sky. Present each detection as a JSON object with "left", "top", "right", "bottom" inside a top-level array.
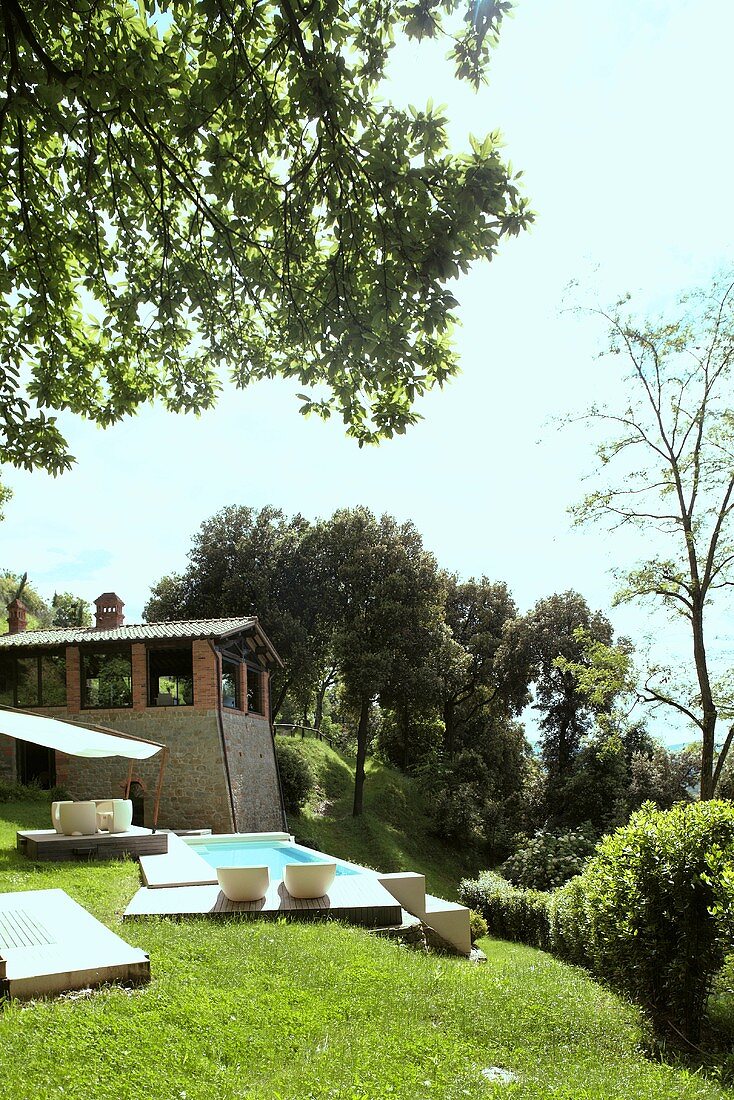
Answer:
[{"left": 3, "top": 0, "right": 734, "bottom": 744}]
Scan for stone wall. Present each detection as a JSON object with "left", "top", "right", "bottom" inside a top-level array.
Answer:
[
  {"left": 47, "top": 709, "right": 235, "bottom": 834},
  {"left": 221, "top": 709, "right": 287, "bottom": 832}
]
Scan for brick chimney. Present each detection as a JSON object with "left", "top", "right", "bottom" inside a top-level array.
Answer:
[
  {"left": 94, "top": 592, "right": 125, "bottom": 630},
  {"left": 7, "top": 598, "right": 28, "bottom": 634}
]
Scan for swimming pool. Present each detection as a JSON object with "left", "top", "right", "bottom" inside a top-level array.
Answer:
[{"left": 184, "top": 834, "right": 362, "bottom": 878}]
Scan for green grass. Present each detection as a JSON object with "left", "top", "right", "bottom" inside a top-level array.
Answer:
[
  {"left": 282, "top": 736, "right": 479, "bottom": 900},
  {"left": 1, "top": 800, "right": 733, "bottom": 1099}
]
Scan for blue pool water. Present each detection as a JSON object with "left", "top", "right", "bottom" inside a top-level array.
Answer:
[{"left": 191, "top": 840, "right": 359, "bottom": 877}]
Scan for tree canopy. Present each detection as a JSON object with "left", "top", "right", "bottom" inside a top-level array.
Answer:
[
  {"left": 0, "top": 0, "right": 531, "bottom": 486},
  {"left": 574, "top": 276, "right": 734, "bottom": 798}
]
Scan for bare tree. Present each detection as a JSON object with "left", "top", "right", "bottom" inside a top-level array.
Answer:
[{"left": 574, "top": 276, "right": 734, "bottom": 798}]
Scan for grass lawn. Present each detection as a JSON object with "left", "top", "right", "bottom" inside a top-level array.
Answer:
[{"left": 0, "top": 800, "right": 732, "bottom": 1099}]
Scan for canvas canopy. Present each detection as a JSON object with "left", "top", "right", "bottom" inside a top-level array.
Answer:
[{"left": 0, "top": 707, "right": 164, "bottom": 760}]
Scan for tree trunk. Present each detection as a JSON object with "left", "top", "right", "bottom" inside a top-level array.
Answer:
[
  {"left": 692, "top": 598, "right": 717, "bottom": 799},
  {"left": 271, "top": 676, "right": 290, "bottom": 722},
  {"left": 313, "top": 681, "right": 327, "bottom": 731},
  {"left": 352, "top": 698, "right": 370, "bottom": 817}
]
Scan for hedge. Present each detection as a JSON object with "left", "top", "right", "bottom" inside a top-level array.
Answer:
[{"left": 460, "top": 800, "right": 734, "bottom": 1042}]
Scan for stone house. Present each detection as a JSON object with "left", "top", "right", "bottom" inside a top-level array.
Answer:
[{"left": 0, "top": 592, "right": 287, "bottom": 834}]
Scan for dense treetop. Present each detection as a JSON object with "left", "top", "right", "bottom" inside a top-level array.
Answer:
[{"left": 0, "top": 0, "right": 531, "bottom": 484}]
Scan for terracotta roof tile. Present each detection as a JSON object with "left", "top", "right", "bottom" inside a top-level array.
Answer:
[{"left": 0, "top": 618, "right": 258, "bottom": 648}]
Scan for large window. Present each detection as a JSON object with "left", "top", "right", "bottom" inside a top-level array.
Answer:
[
  {"left": 81, "top": 648, "right": 132, "bottom": 709},
  {"left": 221, "top": 659, "right": 240, "bottom": 709},
  {"left": 148, "top": 646, "right": 194, "bottom": 707},
  {"left": 0, "top": 650, "right": 67, "bottom": 708},
  {"left": 247, "top": 667, "right": 264, "bottom": 714}
]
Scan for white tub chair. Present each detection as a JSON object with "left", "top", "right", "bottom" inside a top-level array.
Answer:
[
  {"left": 217, "top": 866, "right": 270, "bottom": 902},
  {"left": 283, "top": 862, "right": 336, "bottom": 899},
  {"left": 51, "top": 800, "right": 73, "bottom": 834},
  {"left": 94, "top": 799, "right": 134, "bottom": 833},
  {"left": 57, "top": 801, "right": 98, "bottom": 836}
]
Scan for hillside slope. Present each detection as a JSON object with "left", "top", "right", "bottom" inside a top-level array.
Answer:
[{"left": 279, "top": 736, "right": 479, "bottom": 900}]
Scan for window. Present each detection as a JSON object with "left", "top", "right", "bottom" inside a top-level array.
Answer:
[
  {"left": 0, "top": 650, "right": 67, "bottom": 707},
  {"left": 247, "top": 667, "right": 264, "bottom": 714},
  {"left": 81, "top": 648, "right": 132, "bottom": 709},
  {"left": 0, "top": 653, "right": 14, "bottom": 707},
  {"left": 16, "top": 657, "right": 39, "bottom": 707},
  {"left": 40, "top": 653, "right": 67, "bottom": 706},
  {"left": 148, "top": 646, "right": 193, "bottom": 707},
  {"left": 221, "top": 659, "right": 240, "bottom": 709}
]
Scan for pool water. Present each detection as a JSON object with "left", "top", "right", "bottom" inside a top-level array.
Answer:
[{"left": 191, "top": 840, "right": 360, "bottom": 877}]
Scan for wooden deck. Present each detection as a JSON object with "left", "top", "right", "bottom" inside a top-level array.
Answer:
[
  {"left": 16, "top": 826, "right": 168, "bottom": 862},
  {"left": 125, "top": 873, "right": 403, "bottom": 927},
  {"left": 140, "top": 833, "right": 217, "bottom": 888},
  {"left": 0, "top": 888, "right": 150, "bottom": 999}
]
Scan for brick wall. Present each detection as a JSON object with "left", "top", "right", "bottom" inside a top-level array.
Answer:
[
  {"left": 192, "top": 640, "right": 218, "bottom": 710},
  {"left": 131, "top": 644, "right": 147, "bottom": 710},
  {"left": 65, "top": 646, "right": 81, "bottom": 713}
]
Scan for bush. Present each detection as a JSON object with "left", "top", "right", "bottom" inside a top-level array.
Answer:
[
  {"left": 579, "top": 800, "right": 734, "bottom": 1043},
  {"left": 468, "top": 910, "right": 488, "bottom": 944},
  {"left": 500, "top": 825, "right": 597, "bottom": 890},
  {"left": 275, "top": 740, "right": 315, "bottom": 815},
  {"left": 0, "top": 781, "right": 68, "bottom": 803},
  {"left": 461, "top": 801, "right": 734, "bottom": 1044},
  {"left": 459, "top": 871, "right": 551, "bottom": 950}
]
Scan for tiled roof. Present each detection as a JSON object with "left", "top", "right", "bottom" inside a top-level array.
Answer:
[{"left": 0, "top": 618, "right": 258, "bottom": 648}]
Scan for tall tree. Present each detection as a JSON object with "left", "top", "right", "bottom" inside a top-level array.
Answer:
[
  {"left": 501, "top": 591, "right": 614, "bottom": 817},
  {"left": 323, "top": 508, "right": 448, "bottom": 816},
  {"left": 0, "top": 0, "right": 531, "bottom": 494},
  {"left": 574, "top": 277, "right": 734, "bottom": 797},
  {"left": 51, "top": 591, "right": 92, "bottom": 627},
  {"left": 438, "top": 575, "right": 529, "bottom": 756},
  {"left": 145, "top": 505, "right": 325, "bottom": 717}
]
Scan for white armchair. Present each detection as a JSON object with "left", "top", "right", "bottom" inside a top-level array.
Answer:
[
  {"left": 94, "top": 799, "right": 134, "bottom": 833},
  {"left": 57, "top": 801, "right": 98, "bottom": 836}
]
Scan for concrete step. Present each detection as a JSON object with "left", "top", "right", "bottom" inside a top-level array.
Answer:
[
  {"left": 424, "top": 894, "right": 472, "bottom": 956},
  {"left": 377, "top": 872, "right": 427, "bottom": 918},
  {"left": 378, "top": 873, "right": 472, "bottom": 956}
]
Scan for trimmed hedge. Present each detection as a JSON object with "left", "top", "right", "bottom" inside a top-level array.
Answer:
[
  {"left": 275, "top": 740, "right": 316, "bottom": 815},
  {"left": 0, "top": 781, "right": 68, "bottom": 803},
  {"left": 460, "top": 801, "right": 734, "bottom": 1042}
]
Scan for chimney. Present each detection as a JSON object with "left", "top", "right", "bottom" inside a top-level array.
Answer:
[
  {"left": 94, "top": 592, "right": 125, "bottom": 630},
  {"left": 7, "top": 598, "right": 28, "bottom": 634}
]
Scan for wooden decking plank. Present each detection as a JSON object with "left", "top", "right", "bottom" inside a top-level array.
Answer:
[
  {"left": 16, "top": 827, "right": 167, "bottom": 863},
  {"left": 0, "top": 888, "right": 150, "bottom": 999},
  {"left": 124, "top": 872, "right": 402, "bottom": 927}
]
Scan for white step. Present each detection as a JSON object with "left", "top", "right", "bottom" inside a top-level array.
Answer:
[{"left": 424, "top": 894, "right": 472, "bottom": 956}]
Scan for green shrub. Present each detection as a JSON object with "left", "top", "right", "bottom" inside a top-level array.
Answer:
[
  {"left": 275, "top": 741, "right": 315, "bottom": 815},
  {"left": 0, "top": 781, "right": 68, "bottom": 803},
  {"left": 501, "top": 825, "right": 597, "bottom": 890},
  {"left": 459, "top": 871, "right": 551, "bottom": 950},
  {"left": 547, "top": 876, "right": 590, "bottom": 967},
  {"left": 468, "top": 909, "right": 488, "bottom": 943},
  {"left": 579, "top": 800, "right": 734, "bottom": 1042}
]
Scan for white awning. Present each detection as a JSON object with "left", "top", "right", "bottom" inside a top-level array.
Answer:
[{"left": 0, "top": 708, "right": 164, "bottom": 760}]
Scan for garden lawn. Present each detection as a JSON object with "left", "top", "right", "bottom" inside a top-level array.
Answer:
[{"left": 0, "top": 802, "right": 732, "bottom": 1099}]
